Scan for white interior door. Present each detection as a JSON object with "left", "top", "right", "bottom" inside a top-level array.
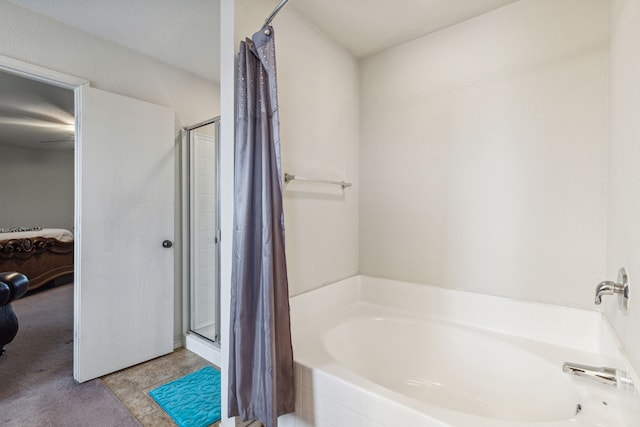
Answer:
[{"left": 74, "top": 86, "right": 175, "bottom": 382}]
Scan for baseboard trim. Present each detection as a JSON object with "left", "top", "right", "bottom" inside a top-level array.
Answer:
[{"left": 185, "top": 333, "right": 222, "bottom": 367}]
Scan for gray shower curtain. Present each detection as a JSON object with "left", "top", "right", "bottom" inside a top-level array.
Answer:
[{"left": 228, "top": 27, "right": 295, "bottom": 427}]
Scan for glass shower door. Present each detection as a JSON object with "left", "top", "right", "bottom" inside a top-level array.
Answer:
[{"left": 187, "top": 119, "right": 220, "bottom": 343}]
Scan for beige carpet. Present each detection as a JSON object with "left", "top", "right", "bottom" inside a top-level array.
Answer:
[{"left": 0, "top": 283, "right": 140, "bottom": 426}]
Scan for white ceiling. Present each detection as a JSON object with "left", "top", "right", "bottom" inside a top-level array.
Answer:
[
  {"left": 0, "top": 71, "right": 74, "bottom": 152},
  {"left": 6, "top": 0, "right": 221, "bottom": 82},
  {"left": 5, "top": 0, "right": 523, "bottom": 79},
  {"left": 1, "top": 0, "right": 522, "bottom": 152},
  {"left": 292, "top": 0, "right": 521, "bottom": 58}
]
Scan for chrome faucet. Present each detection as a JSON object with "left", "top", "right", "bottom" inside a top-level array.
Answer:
[
  {"left": 563, "top": 362, "right": 618, "bottom": 387},
  {"left": 595, "top": 281, "right": 621, "bottom": 304},
  {"left": 594, "top": 267, "right": 629, "bottom": 312}
]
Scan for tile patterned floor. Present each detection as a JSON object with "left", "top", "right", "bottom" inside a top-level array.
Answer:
[{"left": 102, "top": 348, "right": 224, "bottom": 426}]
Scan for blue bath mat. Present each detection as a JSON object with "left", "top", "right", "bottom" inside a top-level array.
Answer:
[{"left": 149, "top": 366, "right": 221, "bottom": 427}]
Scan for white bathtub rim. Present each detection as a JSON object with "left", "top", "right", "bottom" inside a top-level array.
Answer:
[
  {"left": 357, "top": 274, "right": 640, "bottom": 387},
  {"left": 291, "top": 274, "right": 621, "bottom": 355},
  {"left": 289, "top": 275, "right": 640, "bottom": 426},
  {"left": 291, "top": 302, "right": 626, "bottom": 426}
]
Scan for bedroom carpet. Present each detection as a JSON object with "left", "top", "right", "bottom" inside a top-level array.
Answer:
[{"left": 0, "top": 283, "right": 140, "bottom": 426}]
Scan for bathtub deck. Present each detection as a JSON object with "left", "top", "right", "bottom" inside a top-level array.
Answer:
[{"left": 282, "top": 275, "right": 640, "bottom": 426}]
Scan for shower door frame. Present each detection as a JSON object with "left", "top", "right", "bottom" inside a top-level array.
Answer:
[{"left": 182, "top": 117, "right": 221, "bottom": 345}]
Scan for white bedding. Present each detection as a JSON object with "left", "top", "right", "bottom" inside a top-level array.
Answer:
[{"left": 0, "top": 228, "right": 73, "bottom": 242}]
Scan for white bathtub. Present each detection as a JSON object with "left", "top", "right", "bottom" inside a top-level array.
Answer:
[{"left": 278, "top": 275, "right": 640, "bottom": 427}]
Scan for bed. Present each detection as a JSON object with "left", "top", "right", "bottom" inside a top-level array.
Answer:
[{"left": 0, "top": 228, "right": 74, "bottom": 291}]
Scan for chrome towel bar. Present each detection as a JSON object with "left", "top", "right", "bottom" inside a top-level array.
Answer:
[{"left": 284, "top": 173, "right": 352, "bottom": 189}]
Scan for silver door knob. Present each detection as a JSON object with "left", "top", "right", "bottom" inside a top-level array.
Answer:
[{"left": 162, "top": 240, "right": 173, "bottom": 248}]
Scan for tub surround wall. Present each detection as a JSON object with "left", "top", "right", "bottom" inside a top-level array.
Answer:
[
  {"left": 0, "top": 0, "right": 220, "bottom": 345},
  {"left": 230, "top": 0, "right": 640, "bottom": 424},
  {"left": 0, "top": 144, "right": 74, "bottom": 230},
  {"left": 359, "top": 0, "right": 609, "bottom": 309},
  {"left": 607, "top": 0, "right": 640, "bottom": 382},
  {"left": 235, "top": 0, "right": 360, "bottom": 297}
]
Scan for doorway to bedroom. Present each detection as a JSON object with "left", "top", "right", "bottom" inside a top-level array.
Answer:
[
  {"left": 0, "top": 54, "right": 177, "bottom": 384},
  {"left": 0, "top": 70, "right": 75, "bottom": 289},
  {"left": 0, "top": 68, "right": 76, "bottom": 403}
]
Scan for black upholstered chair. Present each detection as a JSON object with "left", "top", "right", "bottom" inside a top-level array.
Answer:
[{"left": 0, "top": 272, "right": 29, "bottom": 355}]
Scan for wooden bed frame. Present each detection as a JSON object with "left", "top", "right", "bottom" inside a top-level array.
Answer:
[{"left": 0, "top": 236, "right": 74, "bottom": 291}]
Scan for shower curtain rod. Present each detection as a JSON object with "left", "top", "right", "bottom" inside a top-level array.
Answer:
[{"left": 264, "top": 0, "right": 291, "bottom": 26}]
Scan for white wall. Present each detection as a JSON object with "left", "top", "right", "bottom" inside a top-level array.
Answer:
[
  {"left": 0, "top": 144, "right": 74, "bottom": 230},
  {"left": 607, "top": 0, "right": 640, "bottom": 378},
  {"left": 219, "top": 1, "right": 234, "bottom": 424},
  {"left": 235, "top": 0, "right": 360, "bottom": 296},
  {"left": 0, "top": 0, "right": 220, "bottom": 345},
  {"left": 360, "top": 0, "right": 609, "bottom": 309},
  {"left": 0, "top": 1, "right": 219, "bottom": 129}
]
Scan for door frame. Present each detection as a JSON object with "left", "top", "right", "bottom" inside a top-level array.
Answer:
[{"left": 0, "top": 54, "right": 88, "bottom": 380}]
